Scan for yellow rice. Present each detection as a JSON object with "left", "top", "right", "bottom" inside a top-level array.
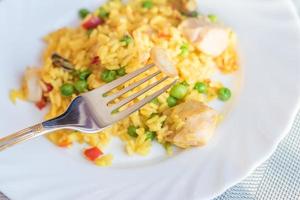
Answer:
[{"left": 13, "top": 0, "right": 238, "bottom": 166}]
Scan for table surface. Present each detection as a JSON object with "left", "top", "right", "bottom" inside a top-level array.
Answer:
[{"left": 1, "top": 1, "right": 300, "bottom": 200}]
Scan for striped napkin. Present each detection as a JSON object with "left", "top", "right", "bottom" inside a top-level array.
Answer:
[
  {"left": 216, "top": 111, "right": 300, "bottom": 199},
  {"left": 0, "top": 193, "right": 7, "bottom": 200}
]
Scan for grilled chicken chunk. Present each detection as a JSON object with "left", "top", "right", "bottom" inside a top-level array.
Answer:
[
  {"left": 150, "top": 47, "right": 178, "bottom": 77},
  {"left": 179, "top": 17, "right": 229, "bottom": 57},
  {"left": 164, "top": 100, "right": 219, "bottom": 148}
]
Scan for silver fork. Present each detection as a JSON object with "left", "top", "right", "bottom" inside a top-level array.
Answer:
[{"left": 0, "top": 64, "right": 177, "bottom": 151}]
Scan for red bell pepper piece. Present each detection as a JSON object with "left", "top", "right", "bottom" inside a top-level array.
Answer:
[
  {"left": 84, "top": 147, "right": 103, "bottom": 161},
  {"left": 82, "top": 16, "right": 104, "bottom": 29},
  {"left": 45, "top": 83, "right": 53, "bottom": 92},
  {"left": 35, "top": 98, "right": 47, "bottom": 110},
  {"left": 91, "top": 56, "right": 100, "bottom": 65}
]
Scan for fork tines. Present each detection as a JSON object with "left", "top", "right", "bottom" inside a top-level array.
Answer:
[{"left": 92, "top": 63, "right": 177, "bottom": 122}]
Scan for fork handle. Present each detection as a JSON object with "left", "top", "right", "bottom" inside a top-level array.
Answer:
[
  {"left": 0, "top": 124, "right": 45, "bottom": 151},
  {"left": 0, "top": 96, "right": 98, "bottom": 152}
]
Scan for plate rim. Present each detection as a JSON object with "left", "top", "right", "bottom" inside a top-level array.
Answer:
[{"left": 0, "top": 0, "right": 300, "bottom": 199}]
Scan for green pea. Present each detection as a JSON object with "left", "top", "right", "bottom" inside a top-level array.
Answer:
[
  {"left": 128, "top": 125, "right": 138, "bottom": 137},
  {"left": 145, "top": 131, "right": 156, "bottom": 141},
  {"left": 142, "top": 0, "right": 153, "bottom": 9},
  {"left": 74, "top": 80, "right": 88, "bottom": 93},
  {"left": 116, "top": 67, "right": 126, "bottom": 76},
  {"left": 120, "top": 35, "right": 132, "bottom": 46},
  {"left": 101, "top": 70, "right": 117, "bottom": 83},
  {"left": 208, "top": 14, "right": 218, "bottom": 23},
  {"left": 170, "top": 83, "right": 188, "bottom": 100},
  {"left": 218, "top": 87, "right": 231, "bottom": 101},
  {"left": 167, "top": 96, "right": 177, "bottom": 107},
  {"left": 151, "top": 98, "right": 160, "bottom": 105},
  {"left": 98, "top": 7, "right": 109, "bottom": 18},
  {"left": 79, "top": 8, "right": 90, "bottom": 19},
  {"left": 180, "top": 43, "right": 189, "bottom": 56},
  {"left": 194, "top": 82, "right": 207, "bottom": 93},
  {"left": 60, "top": 83, "right": 74, "bottom": 96},
  {"left": 79, "top": 69, "right": 92, "bottom": 80}
]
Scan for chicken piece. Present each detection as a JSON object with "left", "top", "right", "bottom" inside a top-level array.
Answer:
[
  {"left": 178, "top": 17, "right": 229, "bottom": 57},
  {"left": 178, "top": 17, "right": 207, "bottom": 42},
  {"left": 23, "top": 67, "right": 42, "bottom": 102},
  {"left": 150, "top": 47, "right": 178, "bottom": 77},
  {"left": 164, "top": 100, "right": 218, "bottom": 148}
]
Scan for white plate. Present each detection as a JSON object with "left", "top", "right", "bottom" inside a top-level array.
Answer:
[{"left": 1, "top": 0, "right": 300, "bottom": 199}]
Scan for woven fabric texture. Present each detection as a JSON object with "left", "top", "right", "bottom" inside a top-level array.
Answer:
[{"left": 216, "top": 111, "right": 300, "bottom": 200}]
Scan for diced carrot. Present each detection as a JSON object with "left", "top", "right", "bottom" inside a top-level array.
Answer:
[
  {"left": 58, "top": 140, "right": 72, "bottom": 147},
  {"left": 158, "top": 31, "right": 171, "bottom": 39}
]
